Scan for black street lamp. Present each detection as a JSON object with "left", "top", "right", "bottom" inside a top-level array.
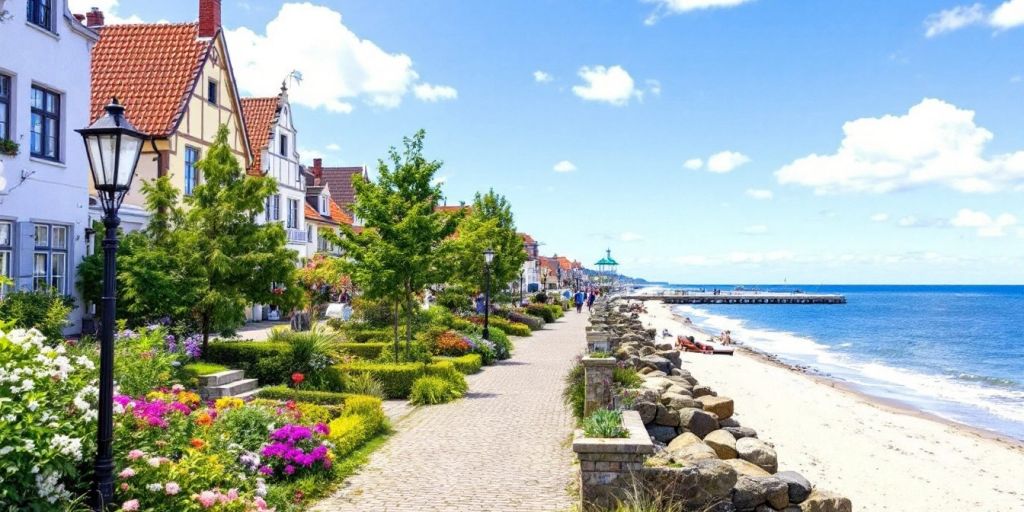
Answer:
[
  {"left": 482, "top": 248, "right": 494, "bottom": 340},
  {"left": 77, "top": 98, "right": 145, "bottom": 510},
  {"left": 519, "top": 269, "right": 525, "bottom": 305}
]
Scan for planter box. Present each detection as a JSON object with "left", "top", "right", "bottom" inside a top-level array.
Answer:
[{"left": 573, "top": 410, "right": 654, "bottom": 511}]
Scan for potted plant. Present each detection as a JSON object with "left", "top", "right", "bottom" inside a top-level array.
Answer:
[{"left": 0, "top": 138, "right": 18, "bottom": 157}]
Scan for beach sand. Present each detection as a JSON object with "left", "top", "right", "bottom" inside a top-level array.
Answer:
[{"left": 638, "top": 300, "right": 1024, "bottom": 511}]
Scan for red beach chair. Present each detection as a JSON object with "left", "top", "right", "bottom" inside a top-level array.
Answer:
[{"left": 677, "top": 336, "right": 713, "bottom": 354}]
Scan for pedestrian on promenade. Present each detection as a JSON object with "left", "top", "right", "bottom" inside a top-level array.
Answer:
[
  {"left": 586, "top": 290, "right": 596, "bottom": 312},
  {"left": 574, "top": 289, "right": 585, "bottom": 313}
]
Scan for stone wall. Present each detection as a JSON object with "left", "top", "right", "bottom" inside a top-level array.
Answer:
[
  {"left": 573, "top": 299, "right": 853, "bottom": 512},
  {"left": 572, "top": 410, "right": 653, "bottom": 511}
]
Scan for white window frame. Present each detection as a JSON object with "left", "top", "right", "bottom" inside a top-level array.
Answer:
[
  {"left": 32, "top": 223, "right": 68, "bottom": 293},
  {"left": 0, "top": 221, "right": 12, "bottom": 298}
]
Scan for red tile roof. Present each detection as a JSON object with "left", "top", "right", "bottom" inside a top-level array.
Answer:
[
  {"left": 320, "top": 167, "right": 364, "bottom": 211},
  {"left": 305, "top": 198, "right": 353, "bottom": 227},
  {"left": 90, "top": 23, "right": 210, "bottom": 136},
  {"left": 240, "top": 97, "right": 279, "bottom": 176},
  {"left": 519, "top": 233, "right": 536, "bottom": 244}
]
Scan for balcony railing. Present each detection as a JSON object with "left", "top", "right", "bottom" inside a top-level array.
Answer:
[{"left": 286, "top": 228, "right": 308, "bottom": 243}]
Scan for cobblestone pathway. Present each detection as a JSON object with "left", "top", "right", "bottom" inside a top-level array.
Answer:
[{"left": 312, "top": 312, "right": 587, "bottom": 512}]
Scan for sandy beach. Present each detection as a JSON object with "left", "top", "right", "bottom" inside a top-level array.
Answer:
[{"left": 638, "top": 300, "right": 1024, "bottom": 511}]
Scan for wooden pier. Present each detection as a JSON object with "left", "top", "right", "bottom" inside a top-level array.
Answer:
[{"left": 622, "top": 292, "right": 846, "bottom": 305}]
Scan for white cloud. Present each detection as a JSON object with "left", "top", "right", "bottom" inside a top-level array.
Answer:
[
  {"left": 870, "top": 213, "right": 890, "bottom": 222},
  {"left": 897, "top": 216, "right": 919, "bottom": 227},
  {"left": 728, "top": 251, "right": 795, "bottom": 264},
  {"left": 413, "top": 83, "right": 458, "bottom": 102},
  {"left": 67, "top": 0, "right": 146, "bottom": 24},
  {"left": 924, "top": 4, "right": 986, "bottom": 37},
  {"left": 745, "top": 188, "right": 773, "bottom": 200},
  {"left": 776, "top": 98, "right": 1024, "bottom": 194},
  {"left": 742, "top": 224, "right": 769, "bottom": 235},
  {"left": 683, "top": 158, "right": 704, "bottom": 170},
  {"left": 706, "top": 151, "right": 751, "bottom": 173},
  {"left": 432, "top": 175, "right": 448, "bottom": 186},
  {"left": 951, "top": 208, "right": 1018, "bottom": 237},
  {"left": 227, "top": 3, "right": 450, "bottom": 113},
  {"left": 299, "top": 147, "right": 325, "bottom": 165},
  {"left": 325, "top": 143, "right": 341, "bottom": 151},
  {"left": 645, "top": 79, "right": 662, "bottom": 96},
  {"left": 674, "top": 255, "right": 714, "bottom": 266},
  {"left": 533, "top": 71, "right": 553, "bottom": 83},
  {"left": 643, "top": 0, "right": 755, "bottom": 24},
  {"left": 572, "top": 65, "right": 640, "bottom": 106},
  {"left": 991, "top": 0, "right": 1024, "bottom": 29},
  {"left": 553, "top": 160, "right": 578, "bottom": 173},
  {"left": 620, "top": 232, "right": 645, "bottom": 242}
]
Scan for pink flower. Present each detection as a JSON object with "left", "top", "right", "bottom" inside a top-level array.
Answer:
[
  {"left": 121, "top": 499, "right": 140, "bottom": 511},
  {"left": 147, "top": 457, "right": 163, "bottom": 467},
  {"left": 226, "top": 488, "right": 239, "bottom": 501},
  {"left": 127, "top": 449, "right": 145, "bottom": 460},
  {"left": 253, "top": 497, "right": 270, "bottom": 510},
  {"left": 196, "top": 490, "right": 217, "bottom": 508},
  {"left": 165, "top": 482, "right": 180, "bottom": 495},
  {"left": 118, "top": 468, "right": 136, "bottom": 479}
]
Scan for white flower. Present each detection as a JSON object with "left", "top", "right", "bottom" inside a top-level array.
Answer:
[
  {"left": 146, "top": 483, "right": 163, "bottom": 492},
  {"left": 27, "top": 400, "right": 39, "bottom": 412},
  {"left": 51, "top": 435, "right": 83, "bottom": 461}
]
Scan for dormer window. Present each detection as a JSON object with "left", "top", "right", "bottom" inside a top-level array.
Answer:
[{"left": 319, "top": 196, "right": 329, "bottom": 215}]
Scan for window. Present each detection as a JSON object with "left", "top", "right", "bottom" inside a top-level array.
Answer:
[
  {"left": 287, "top": 199, "right": 299, "bottom": 229},
  {"left": 319, "top": 195, "right": 329, "bottom": 215},
  {"left": 306, "top": 225, "right": 314, "bottom": 243},
  {"left": 207, "top": 79, "right": 218, "bottom": 105},
  {"left": 279, "top": 134, "right": 288, "bottom": 156},
  {"left": 184, "top": 146, "right": 200, "bottom": 195},
  {"left": 32, "top": 224, "right": 68, "bottom": 293},
  {"left": 0, "top": 75, "right": 10, "bottom": 141},
  {"left": 265, "top": 195, "right": 280, "bottom": 221},
  {"left": 30, "top": 86, "right": 60, "bottom": 160},
  {"left": 27, "top": 0, "right": 52, "bottom": 31},
  {"left": 0, "top": 222, "right": 11, "bottom": 297}
]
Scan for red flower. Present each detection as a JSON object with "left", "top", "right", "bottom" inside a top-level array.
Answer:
[
  {"left": 286, "top": 400, "right": 297, "bottom": 411},
  {"left": 291, "top": 372, "right": 305, "bottom": 385}
]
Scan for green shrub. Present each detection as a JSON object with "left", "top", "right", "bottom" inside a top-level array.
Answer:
[
  {"left": 340, "top": 362, "right": 425, "bottom": 398},
  {"left": 346, "top": 328, "right": 392, "bottom": 343},
  {"left": 487, "top": 327, "right": 513, "bottom": 360},
  {"left": 525, "top": 304, "right": 555, "bottom": 323},
  {"left": 268, "top": 326, "right": 342, "bottom": 390},
  {"left": 409, "top": 376, "right": 463, "bottom": 405},
  {"left": 206, "top": 341, "right": 292, "bottom": 384},
  {"left": 209, "top": 405, "right": 275, "bottom": 451},
  {"left": 327, "top": 394, "right": 388, "bottom": 457},
  {"left": 338, "top": 342, "right": 388, "bottom": 360},
  {"left": 256, "top": 385, "right": 351, "bottom": 405},
  {"left": 613, "top": 367, "right": 644, "bottom": 388},
  {"left": 502, "top": 310, "right": 544, "bottom": 331},
  {"left": 489, "top": 316, "right": 531, "bottom": 337},
  {"left": 563, "top": 358, "right": 585, "bottom": 420},
  {"left": 582, "top": 409, "right": 627, "bottom": 438},
  {"left": 343, "top": 372, "right": 385, "bottom": 398},
  {"left": 0, "top": 288, "right": 74, "bottom": 341},
  {"left": 114, "top": 328, "right": 180, "bottom": 396},
  {"left": 425, "top": 360, "right": 468, "bottom": 395},
  {"left": 294, "top": 402, "right": 335, "bottom": 426},
  {"left": 447, "top": 316, "right": 476, "bottom": 333},
  {"left": 343, "top": 395, "right": 384, "bottom": 418},
  {"left": 433, "top": 354, "right": 483, "bottom": 374},
  {"left": 376, "top": 341, "right": 433, "bottom": 364}
]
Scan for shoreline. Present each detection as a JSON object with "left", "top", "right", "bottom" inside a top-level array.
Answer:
[
  {"left": 636, "top": 299, "right": 1024, "bottom": 510},
  {"left": 662, "top": 304, "right": 1024, "bottom": 450}
]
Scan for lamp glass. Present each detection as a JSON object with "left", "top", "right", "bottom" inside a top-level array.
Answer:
[
  {"left": 116, "top": 133, "right": 143, "bottom": 187},
  {"left": 484, "top": 248, "right": 495, "bottom": 265}
]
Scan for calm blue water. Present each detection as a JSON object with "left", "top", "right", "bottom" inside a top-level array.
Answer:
[{"left": 658, "top": 285, "right": 1024, "bottom": 441}]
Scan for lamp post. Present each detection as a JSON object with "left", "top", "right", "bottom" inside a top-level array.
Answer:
[
  {"left": 519, "top": 269, "right": 525, "bottom": 306},
  {"left": 77, "top": 98, "right": 145, "bottom": 510},
  {"left": 483, "top": 248, "right": 495, "bottom": 340}
]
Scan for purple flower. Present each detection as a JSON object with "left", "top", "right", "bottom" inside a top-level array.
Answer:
[
  {"left": 183, "top": 336, "right": 202, "bottom": 359},
  {"left": 283, "top": 465, "right": 295, "bottom": 475},
  {"left": 165, "top": 334, "right": 177, "bottom": 353},
  {"left": 313, "top": 423, "right": 330, "bottom": 436},
  {"left": 258, "top": 465, "right": 274, "bottom": 476}
]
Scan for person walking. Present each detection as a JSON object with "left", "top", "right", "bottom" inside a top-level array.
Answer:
[
  {"left": 573, "top": 289, "right": 585, "bottom": 313},
  {"left": 586, "top": 290, "right": 596, "bottom": 312}
]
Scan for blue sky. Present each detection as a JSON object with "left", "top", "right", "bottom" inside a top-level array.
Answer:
[{"left": 84, "top": 0, "right": 1024, "bottom": 284}]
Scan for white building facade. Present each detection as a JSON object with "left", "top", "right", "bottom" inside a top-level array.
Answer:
[{"left": 0, "top": 0, "right": 97, "bottom": 332}]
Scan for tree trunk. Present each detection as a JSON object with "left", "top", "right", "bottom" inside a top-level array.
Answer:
[
  {"left": 404, "top": 281, "right": 414, "bottom": 353},
  {"left": 392, "top": 299, "right": 400, "bottom": 363},
  {"left": 201, "top": 311, "right": 211, "bottom": 354}
]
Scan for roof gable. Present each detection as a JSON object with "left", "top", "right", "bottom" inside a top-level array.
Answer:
[
  {"left": 320, "top": 166, "right": 365, "bottom": 211},
  {"left": 240, "top": 96, "right": 279, "bottom": 175}
]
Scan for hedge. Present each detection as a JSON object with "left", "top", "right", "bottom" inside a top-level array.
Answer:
[
  {"left": 525, "top": 304, "right": 555, "bottom": 323},
  {"left": 256, "top": 386, "right": 353, "bottom": 405},
  {"left": 501, "top": 310, "right": 545, "bottom": 331},
  {"left": 205, "top": 341, "right": 293, "bottom": 385},
  {"left": 338, "top": 343, "right": 388, "bottom": 360},
  {"left": 338, "top": 360, "right": 467, "bottom": 399},
  {"left": 488, "top": 316, "right": 531, "bottom": 337},
  {"left": 433, "top": 354, "right": 483, "bottom": 375},
  {"left": 345, "top": 328, "right": 393, "bottom": 343}
]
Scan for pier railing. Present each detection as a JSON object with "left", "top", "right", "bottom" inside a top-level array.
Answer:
[{"left": 621, "top": 291, "right": 846, "bottom": 305}]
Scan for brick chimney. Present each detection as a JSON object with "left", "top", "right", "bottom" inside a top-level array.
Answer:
[
  {"left": 86, "top": 7, "right": 104, "bottom": 28},
  {"left": 312, "top": 158, "right": 323, "bottom": 185},
  {"left": 198, "top": 0, "right": 221, "bottom": 38}
]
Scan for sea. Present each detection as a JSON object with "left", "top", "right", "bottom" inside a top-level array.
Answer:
[{"left": 649, "top": 285, "right": 1024, "bottom": 442}]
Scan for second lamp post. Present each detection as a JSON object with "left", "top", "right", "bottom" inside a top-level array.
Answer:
[{"left": 482, "top": 248, "right": 494, "bottom": 340}]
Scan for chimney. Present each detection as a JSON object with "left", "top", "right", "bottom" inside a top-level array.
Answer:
[
  {"left": 312, "top": 158, "right": 323, "bottom": 184},
  {"left": 198, "top": 0, "right": 221, "bottom": 38},
  {"left": 86, "top": 7, "right": 104, "bottom": 28}
]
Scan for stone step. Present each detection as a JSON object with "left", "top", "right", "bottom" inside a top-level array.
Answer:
[
  {"left": 198, "top": 370, "right": 245, "bottom": 387},
  {"left": 233, "top": 388, "right": 262, "bottom": 401},
  {"left": 203, "top": 378, "right": 259, "bottom": 399}
]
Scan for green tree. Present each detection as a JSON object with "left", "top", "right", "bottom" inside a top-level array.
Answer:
[
  {"left": 337, "top": 130, "right": 459, "bottom": 360},
  {"left": 443, "top": 190, "right": 527, "bottom": 300}
]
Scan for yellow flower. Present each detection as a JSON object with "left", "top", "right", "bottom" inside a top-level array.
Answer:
[
  {"left": 214, "top": 397, "right": 243, "bottom": 411},
  {"left": 146, "top": 391, "right": 170, "bottom": 402},
  {"left": 177, "top": 391, "right": 201, "bottom": 405}
]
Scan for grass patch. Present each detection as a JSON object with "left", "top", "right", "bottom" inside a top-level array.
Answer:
[
  {"left": 581, "top": 409, "right": 627, "bottom": 438},
  {"left": 182, "top": 362, "right": 229, "bottom": 376}
]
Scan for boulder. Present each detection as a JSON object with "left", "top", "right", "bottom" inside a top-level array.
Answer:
[
  {"left": 724, "top": 426, "right": 759, "bottom": 439},
  {"left": 640, "top": 346, "right": 656, "bottom": 356},
  {"left": 679, "top": 408, "right": 720, "bottom": 438},
  {"left": 719, "top": 417, "right": 741, "bottom": 428},
  {"left": 666, "top": 432, "right": 703, "bottom": 451},
  {"left": 666, "top": 384, "right": 693, "bottom": 396},
  {"left": 732, "top": 476, "right": 789, "bottom": 511},
  {"left": 645, "top": 370, "right": 667, "bottom": 378},
  {"left": 647, "top": 425, "right": 678, "bottom": 444},
  {"left": 656, "top": 349, "right": 682, "bottom": 368},
  {"left": 633, "top": 401, "right": 658, "bottom": 424},
  {"left": 669, "top": 442, "right": 719, "bottom": 464},
  {"left": 639, "top": 354, "right": 673, "bottom": 374},
  {"left": 775, "top": 471, "right": 813, "bottom": 504},
  {"left": 736, "top": 438, "right": 778, "bottom": 474},
  {"left": 697, "top": 395, "right": 734, "bottom": 420},
  {"left": 798, "top": 491, "right": 852, "bottom": 512},
  {"left": 692, "top": 385, "right": 716, "bottom": 398},
  {"left": 703, "top": 429, "right": 738, "bottom": 459},
  {"left": 643, "top": 376, "right": 675, "bottom": 391},
  {"left": 642, "top": 460, "right": 737, "bottom": 510},
  {"left": 655, "top": 405, "right": 681, "bottom": 427},
  {"left": 639, "top": 366, "right": 653, "bottom": 375},
  {"left": 662, "top": 392, "right": 700, "bottom": 410},
  {"left": 655, "top": 341, "right": 675, "bottom": 351},
  {"left": 722, "top": 458, "right": 771, "bottom": 477}
]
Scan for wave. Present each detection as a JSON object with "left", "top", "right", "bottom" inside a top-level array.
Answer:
[{"left": 673, "top": 305, "right": 1024, "bottom": 430}]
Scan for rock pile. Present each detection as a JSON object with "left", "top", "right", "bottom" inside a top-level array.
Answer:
[{"left": 586, "top": 300, "right": 852, "bottom": 512}]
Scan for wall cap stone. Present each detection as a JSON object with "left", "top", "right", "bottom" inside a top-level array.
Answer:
[{"left": 573, "top": 410, "right": 655, "bottom": 455}]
